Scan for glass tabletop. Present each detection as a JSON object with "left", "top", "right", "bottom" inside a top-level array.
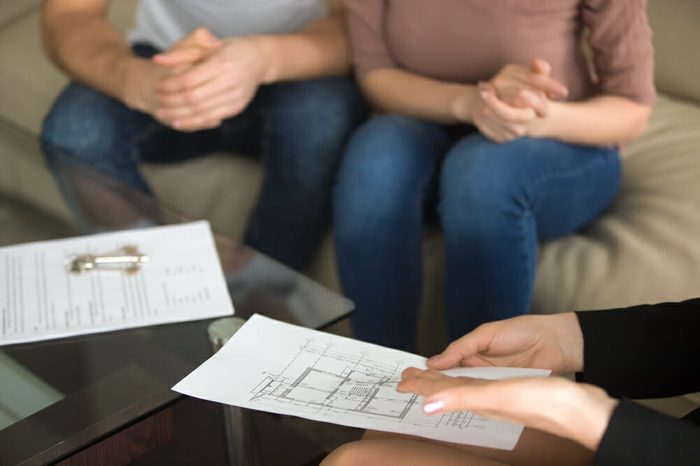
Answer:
[{"left": 0, "top": 119, "right": 353, "bottom": 465}]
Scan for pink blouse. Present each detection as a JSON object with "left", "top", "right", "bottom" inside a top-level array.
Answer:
[{"left": 345, "top": 0, "right": 656, "bottom": 104}]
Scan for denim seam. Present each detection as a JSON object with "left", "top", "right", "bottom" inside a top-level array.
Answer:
[
  {"left": 518, "top": 148, "right": 618, "bottom": 310},
  {"left": 517, "top": 209, "right": 537, "bottom": 313}
]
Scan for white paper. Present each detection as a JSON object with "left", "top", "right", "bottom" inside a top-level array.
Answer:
[
  {"left": 0, "top": 221, "right": 234, "bottom": 346},
  {"left": 173, "top": 314, "right": 549, "bottom": 450}
]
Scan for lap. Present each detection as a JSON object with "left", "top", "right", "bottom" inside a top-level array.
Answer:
[
  {"left": 323, "top": 428, "right": 593, "bottom": 466},
  {"left": 440, "top": 135, "right": 622, "bottom": 240}
]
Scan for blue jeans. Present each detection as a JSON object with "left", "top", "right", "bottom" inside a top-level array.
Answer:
[
  {"left": 41, "top": 44, "right": 367, "bottom": 270},
  {"left": 334, "top": 115, "right": 622, "bottom": 350}
]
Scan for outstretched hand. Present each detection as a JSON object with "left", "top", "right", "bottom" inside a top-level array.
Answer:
[
  {"left": 427, "top": 312, "right": 585, "bottom": 375},
  {"left": 397, "top": 368, "right": 617, "bottom": 451}
]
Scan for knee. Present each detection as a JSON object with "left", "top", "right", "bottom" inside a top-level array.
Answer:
[
  {"left": 41, "top": 83, "right": 128, "bottom": 158},
  {"left": 439, "top": 136, "right": 528, "bottom": 232},
  {"left": 348, "top": 114, "right": 435, "bottom": 151},
  {"left": 442, "top": 135, "right": 528, "bottom": 200},
  {"left": 334, "top": 116, "right": 433, "bottom": 226},
  {"left": 321, "top": 441, "right": 379, "bottom": 466}
]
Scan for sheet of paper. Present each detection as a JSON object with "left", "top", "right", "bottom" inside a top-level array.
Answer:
[
  {"left": 173, "top": 314, "right": 549, "bottom": 450},
  {"left": 0, "top": 221, "right": 233, "bottom": 346}
]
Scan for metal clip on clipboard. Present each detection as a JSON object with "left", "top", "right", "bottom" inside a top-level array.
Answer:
[{"left": 69, "top": 245, "right": 149, "bottom": 275}]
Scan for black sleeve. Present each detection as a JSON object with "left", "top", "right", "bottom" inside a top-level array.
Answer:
[
  {"left": 575, "top": 298, "right": 700, "bottom": 398},
  {"left": 594, "top": 400, "right": 700, "bottom": 466}
]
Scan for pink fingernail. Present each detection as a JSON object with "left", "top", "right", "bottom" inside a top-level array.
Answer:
[{"left": 423, "top": 400, "right": 444, "bottom": 414}]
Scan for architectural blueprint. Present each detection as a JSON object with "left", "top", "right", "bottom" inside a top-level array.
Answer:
[{"left": 173, "top": 314, "right": 549, "bottom": 450}]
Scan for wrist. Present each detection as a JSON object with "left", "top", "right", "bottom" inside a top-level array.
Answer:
[
  {"left": 449, "top": 85, "right": 479, "bottom": 123},
  {"left": 562, "top": 384, "right": 617, "bottom": 450},
  {"left": 529, "top": 100, "right": 565, "bottom": 138},
  {"left": 556, "top": 312, "right": 585, "bottom": 373},
  {"left": 120, "top": 57, "right": 151, "bottom": 111},
  {"left": 244, "top": 35, "right": 280, "bottom": 84}
]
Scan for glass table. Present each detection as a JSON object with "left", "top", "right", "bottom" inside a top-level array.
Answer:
[{"left": 0, "top": 119, "right": 354, "bottom": 465}]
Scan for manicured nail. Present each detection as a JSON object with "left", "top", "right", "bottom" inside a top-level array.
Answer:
[{"left": 423, "top": 400, "right": 444, "bottom": 414}]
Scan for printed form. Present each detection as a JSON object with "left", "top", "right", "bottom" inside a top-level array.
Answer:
[
  {"left": 0, "top": 221, "right": 234, "bottom": 346},
  {"left": 173, "top": 315, "right": 549, "bottom": 450}
]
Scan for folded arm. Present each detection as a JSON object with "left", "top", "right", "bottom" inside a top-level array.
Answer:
[
  {"left": 531, "top": 96, "right": 652, "bottom": 146},
  {"left": 360, "top": 66, "right": 651, "bottom": 146}
]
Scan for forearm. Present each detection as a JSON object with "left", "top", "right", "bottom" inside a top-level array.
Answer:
[
  {"left": 594, "top": 400, "right": 700, "bottom": 466},
  {"left": 253, "top": 10, "right": 350, "bottom": 83},
  {"left": 534, "top": 96, "right": 652, "bottom": 146},
  {"left": 360, "top": 68, "right": 477, "bottom": 123},
  {"left": 576, "top": 298, "right": 700, "bottom": 398},
  {"left": 41, "top": 9, "right": 138, "bottom": 103}
]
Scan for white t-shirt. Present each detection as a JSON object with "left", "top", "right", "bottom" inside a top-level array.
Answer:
[{"left": 127, "top": 0, "right": 328, "bottom": 50}]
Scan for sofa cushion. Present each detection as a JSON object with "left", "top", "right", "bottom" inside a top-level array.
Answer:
[
  {"left": 142, "top": 154, "right": 262, "bottom": 241},
  {"left": 648, "top": 0, "right": 700, "bottom": 105},
  {"left": 534, "top": 95, "right": 700, "bottom": 313},
  {"left": 0, "top": 0, "right": 41, "bottom": 28}
]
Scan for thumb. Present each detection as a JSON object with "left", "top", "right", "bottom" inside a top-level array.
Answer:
[
  {"left": 531, "top": 58, "right": 551, "bottom": 76},
  {"left": 187, "top": 27, "right": 223, "bottom": 48},
  {"left": 422, "top": 379, "right": 493, "bottom": 415},
  {"left": 428, "top": 328, "right": 492, "bottom": 370},
  {"left": 153, "top": 46, "right": 209, "bottom": 66}
]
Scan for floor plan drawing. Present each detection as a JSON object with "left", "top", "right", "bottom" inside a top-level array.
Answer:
[
  {"left": 173, "top": 314, "right": 550, "bottom": 450},
  {"left": 248, "top": 339, "right": 445, "bottom": 427}
]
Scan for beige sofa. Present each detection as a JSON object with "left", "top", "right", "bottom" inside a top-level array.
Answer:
[{"left": 1, "top": 0, "right": 699, "bottom": 354}]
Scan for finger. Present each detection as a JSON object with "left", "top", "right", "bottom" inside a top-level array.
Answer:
[
  {"left": 153, "top": 46, "right": 210, "bottom": 66},
  {"left": 422, "top": 380, "right": 496, "bottom": 415},
  {"left": 400, "top": 367, "right": 425, "bottom": 381},
  {"left": 171, "top": 116, "right": 223, "bottom": 132},
  {"left": 155, "top": 28, "right": 222, "bottom": 66},
  {"left": 428, "top": 327, "right": 493, "bottom": 370},
  {"left": 156, "top": 100, "right": 222, "bottom": 122},
  {"left": 157, "top": 75, "right": 237, "bottom": 110},
  {"left": 171, "top": 102, "right": 239, "bottom": 131},
  {"left": 157, "top": 58, "right": 228, "bottom": 93},
  {"left": 515, "top": 89, "right": 548, "bottom": 117},
  {"left": 480, "top": 120, "right": 518, "bottom": 143},
  {"left": 517, "top": 73, "right": 568, "bottom": 99},
  {"left": 478, "top": 111, "right": 525, "bottom": 142},
  {"left": 531, "top": 58, "right": 551, "bottom": 76},
  {"left": 397, "top": 370, "right": 460, "bottom": 396},
  {"left": 480, "top": 87, "right": 537, "bottom": 123},
  {"left": 178, "top": 27, "right": 223, "bottom": 49}
]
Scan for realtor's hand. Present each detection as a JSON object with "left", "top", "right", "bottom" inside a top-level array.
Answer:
[
  {"left": 397, "top": 368, "right": 617, "bottom": 451},
  {"left": 428, "top": 312, "right": 585, "bottom": 375}
]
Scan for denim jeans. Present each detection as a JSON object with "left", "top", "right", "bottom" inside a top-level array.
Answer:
[
  {"left": 334, "top": 115, "right": 622, "bottom": 350},
  {"left": 41, "top": 44, "right": 367, "bottom": 270}
]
